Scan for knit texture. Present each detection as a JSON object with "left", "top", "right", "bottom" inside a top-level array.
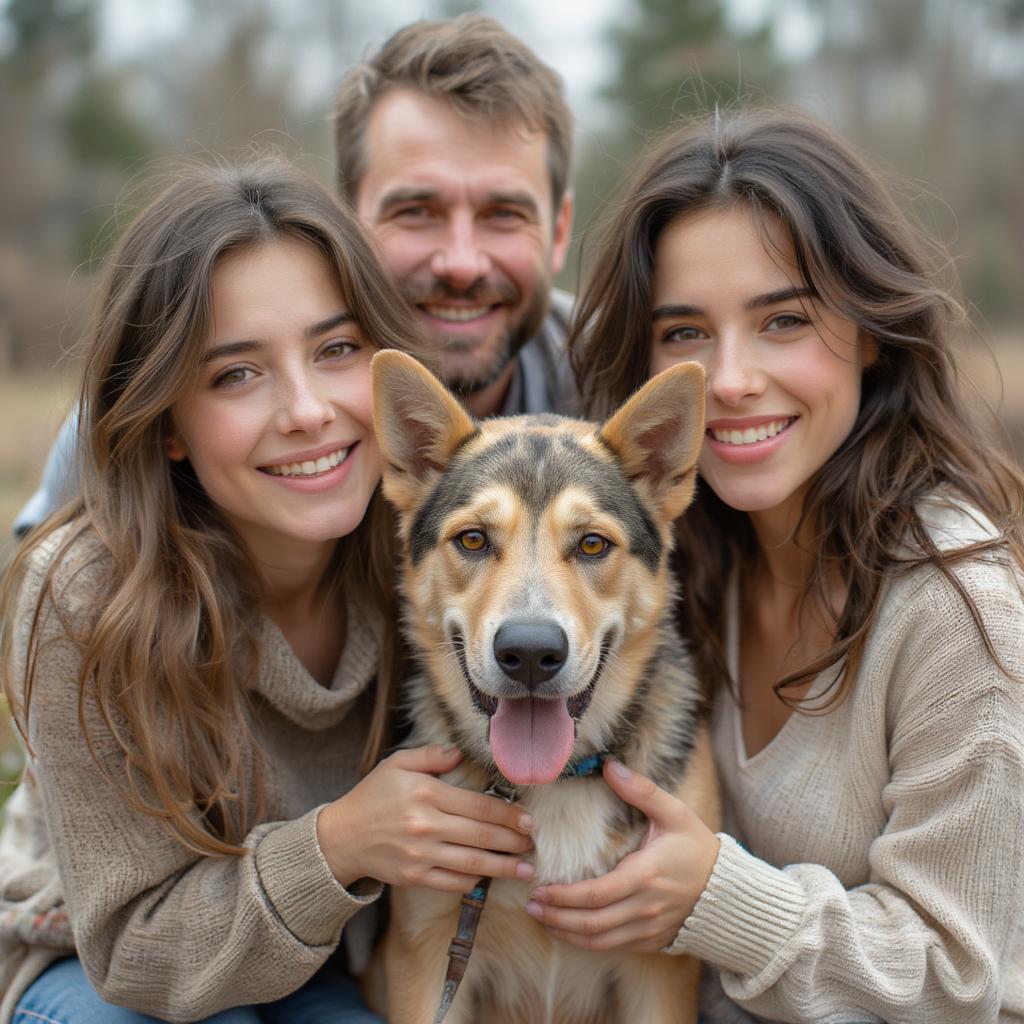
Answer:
[
  {"left": 666, "top": 499, "right": 1024, "bottom": 1023},
  {"left": 0, "top": 525, "right": 384, "bottom": 1022}
]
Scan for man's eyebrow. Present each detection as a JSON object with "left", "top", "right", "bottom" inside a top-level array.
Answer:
[
  {"left": 202, "top": 312, "right": 354, "bottom": 363},
  {"left": 651, "top": 287, "right": 816, "bottom": 321},
  {"left": 376, "top": 186, "right": 439, "bottom": 211},
  {"left": 485, "top": 190, "right": 540, "bottom": 217}
]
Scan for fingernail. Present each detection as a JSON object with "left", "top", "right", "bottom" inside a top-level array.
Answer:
[
  {"left": 530, "top": 887, "right": 547, "bottom": 901},
  {"left": 441, "top": 743, "right": 458, "bottom": 754},
  {"left": 525, "top": 900, "right": 543, "bottom": 916},
  {"left": 518, "top": 813, "right": 534, "bottom": 832},
  {"left": 516, "top": 861, "right": 535, "bottom": 879},
  {"left": 609, "top": 759, "right": 631, "bottom": 779}
]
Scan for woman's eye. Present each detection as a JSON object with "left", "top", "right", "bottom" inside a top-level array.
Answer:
[
  {"left": 455, "top": 529, "right": 489, "bottom": 553},
  {"left": 320, "top": 340, "right": 358, "bottom": 360},
  {"left": 212, "top": 366, "right": 253, "bottom": 388},
  {"left": 577, "top": 534, "right": 610, "bottom": 558},
  {"left": 664, "top": 325, "right": 705, "bottom": 343},
  {"left": 766, "top": 313, "right": 808, "bottom": 331}
]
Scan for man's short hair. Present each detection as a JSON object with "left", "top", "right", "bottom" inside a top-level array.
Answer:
[{"left": 332, "top": 14, "right": 573, "bottom": 209}]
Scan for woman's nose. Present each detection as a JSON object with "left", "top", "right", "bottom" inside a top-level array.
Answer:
[
  {"left": 707, "top": 338, "right": 765, "bottom": 407},
  {"left": 274, "top": 375, "right": 336, "bottom": 435}
]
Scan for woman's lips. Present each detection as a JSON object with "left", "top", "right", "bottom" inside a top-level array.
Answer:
[{"left": 704, "top": 417, "right": 798, "bottom": 464}]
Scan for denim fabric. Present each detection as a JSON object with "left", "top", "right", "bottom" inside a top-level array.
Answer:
[{"left": 14, "top": 956, "right": 384, "bottom": 1024}]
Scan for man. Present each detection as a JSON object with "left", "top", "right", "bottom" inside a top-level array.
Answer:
[
  {"left": 334, "top": 14, "right": 577, "bottom": 419},
  {"left": 13, "top": 14, "right": 577, "bottom": 537}
]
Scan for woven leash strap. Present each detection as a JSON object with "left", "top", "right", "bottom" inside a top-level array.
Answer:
[{"left": 432, "top": 877, "right": 492, "bottom": 1024}]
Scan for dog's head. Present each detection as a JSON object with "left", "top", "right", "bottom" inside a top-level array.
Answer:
[{"left": 371, "top": 351, "right": 705, "bottom": 787}]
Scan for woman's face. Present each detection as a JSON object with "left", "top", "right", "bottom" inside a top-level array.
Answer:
[
  {"left": 168, "top": 237, "right": 380, "bottom": 563},
  {"left": 649, "top": 205, "right": 869, "bottom": 531}
]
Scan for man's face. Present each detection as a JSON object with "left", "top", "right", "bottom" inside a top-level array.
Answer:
[{"left": 355, "top": 89, "right": 572, "bottom": 396}]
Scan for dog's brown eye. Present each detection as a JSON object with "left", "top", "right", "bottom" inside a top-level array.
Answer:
[
  {"left": 578, "top": 534, "right": 609, "bottom": 557},
  {"left": 456, "top": 530, "right": 488, "bottom": 552}
]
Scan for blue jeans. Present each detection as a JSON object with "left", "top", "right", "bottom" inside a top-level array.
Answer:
[{"left": 14, "top": 956, "right": 385, "bottom": 1024}]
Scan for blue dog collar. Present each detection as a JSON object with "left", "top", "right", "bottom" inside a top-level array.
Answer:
[{"left": 568, "top": 752, "right": 608, "bottom": 777}]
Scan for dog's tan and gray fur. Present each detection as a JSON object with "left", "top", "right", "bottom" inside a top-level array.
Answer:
[{"left": 369, "top": 351, "right": 719, "bottom": 1024}]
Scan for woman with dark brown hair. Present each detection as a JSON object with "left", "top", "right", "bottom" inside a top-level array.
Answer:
[
  {"left": 0, "top": 159, "right": 533, "bottom": 1023},
  {"left": 524, "top": 109, "right": 1024, "bottom": 1022}
]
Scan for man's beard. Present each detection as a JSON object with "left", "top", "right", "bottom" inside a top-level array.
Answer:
[{"left": 400, "top": 276, "right": 550, "bottom": 396}]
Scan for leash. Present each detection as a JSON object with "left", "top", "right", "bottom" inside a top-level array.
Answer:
[{"left": 431, "top": 754, "right": 608, "bottom": 1024}]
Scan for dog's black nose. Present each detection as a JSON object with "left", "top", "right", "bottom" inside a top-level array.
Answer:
[{"left": 493, "top": 620, "right": 568, "bottom": 689}]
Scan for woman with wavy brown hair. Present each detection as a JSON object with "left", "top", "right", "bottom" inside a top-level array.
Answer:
[
  {"left": 521, "top": 109, "right": 1024, "bottom": 1021},
  {"left": 0, "top": 159, "right": 533, "bottom": 1023}
]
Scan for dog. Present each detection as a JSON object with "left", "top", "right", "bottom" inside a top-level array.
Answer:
[{"left": 368, "top": 350, "right": 719, "bottom": 1024}]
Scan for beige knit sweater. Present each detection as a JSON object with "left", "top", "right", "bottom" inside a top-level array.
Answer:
[
  {"left": 0, "top": 525, "right": 384, "bottom": 1023},
  {"left": 668, "top": 498, "right": 1024, "bottom": 1023}
]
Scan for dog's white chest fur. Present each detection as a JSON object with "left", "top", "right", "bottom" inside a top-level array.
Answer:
[{"left": 521, "top": 777, "right": 629, "bottom": 884}]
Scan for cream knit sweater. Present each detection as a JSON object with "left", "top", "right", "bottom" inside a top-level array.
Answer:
[
  {"left": 668, "top": 499, "right": 1024, "bottom": 1023},
  {"left": 0, "top": 525, "right": 384, "bottom": 1023}
]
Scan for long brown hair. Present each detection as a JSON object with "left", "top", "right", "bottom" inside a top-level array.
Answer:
[
  {"left": 1, "top": 158, "right": 431, "bottom": 855},
  {"left": 569, "top": 106, "right": 1024, "bottom": 706}
]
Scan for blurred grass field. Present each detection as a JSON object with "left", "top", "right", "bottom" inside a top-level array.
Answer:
[{"left": 0, "top": 336, "right": 1021, "bottom": 796}]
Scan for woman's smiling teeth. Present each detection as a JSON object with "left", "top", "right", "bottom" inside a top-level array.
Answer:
[
  {"left": 262, "top": 446, "right": 352, "bottom": 478},
  {"left": 710, "top": 418, "right": 795, "bottom": 446}
]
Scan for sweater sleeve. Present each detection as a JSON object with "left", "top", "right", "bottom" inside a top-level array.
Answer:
[
  {"left": 16, "top": 542, "right": 380, "bottom": 1022},
  {"left": 667, "top": 558, "right": 1024, "bottom": 1024}
]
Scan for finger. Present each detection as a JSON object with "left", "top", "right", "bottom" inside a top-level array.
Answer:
[
  {"left": 388, "top": 743, "right": 463, "bottom": 775},
  {"left": 545, "top": 917, "right": 669, "bottom": 954},
  {"left": 601, "top": 760, "right": 686, "bottom": 825},
  {"left": 525, "top": 891, "right": 649, "bottom": 935},
  {"left": 529, "top": 857, "right": 643, "bottom": 909},
  {"left": 435, "top": 783, "right": 534, "bottom": 835},
  {"left": 435, "top": 844, "right": 536, "bottom": 884},
  {"left": 439, "top": 814, "right": 534, "bottom": 856}
]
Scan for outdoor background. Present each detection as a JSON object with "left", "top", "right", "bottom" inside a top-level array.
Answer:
[{"left": 1, "top": 0, "right": 1023, "bottom": 778}]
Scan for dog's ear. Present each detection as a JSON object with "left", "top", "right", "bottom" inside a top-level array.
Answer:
[
  {"left": 371, "top": 350, "right": 477, "bottom": 512},
  {"left": 599, "top": 362, "right": 706, "bottom": 522}
]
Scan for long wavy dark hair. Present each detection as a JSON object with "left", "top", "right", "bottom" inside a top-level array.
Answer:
[
  {"left": 569, "top": 106, "right": 1024, "bottom": 706},
  {"left": 1, "top": 158, "right": 432, "bottom": 855}
]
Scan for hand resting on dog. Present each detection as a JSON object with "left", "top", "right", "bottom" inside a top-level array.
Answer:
[
  {"left": 317, "top": 743, "right": 536, "bottom": 892},
  {"left": 525, "top": 758, "right": 719, "bottom": 953}
]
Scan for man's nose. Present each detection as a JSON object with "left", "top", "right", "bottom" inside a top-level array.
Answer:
[
  {"left": 274, "top": 374, "right": 336, "bottom": 435},
  {"left": 429, "top": 215, "right": 491, "bottom": 289},
  {"left": 708, "top": 336, "right": 766, "bottom": 407}
]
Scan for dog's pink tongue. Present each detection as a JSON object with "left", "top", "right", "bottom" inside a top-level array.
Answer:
[{"left": 489, "top": 697, "right": 575, "bottom": 785}]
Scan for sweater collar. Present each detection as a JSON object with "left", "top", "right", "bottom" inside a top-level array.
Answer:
[{"left": 253, "top": 590, "right": 383, "bottom": 730}]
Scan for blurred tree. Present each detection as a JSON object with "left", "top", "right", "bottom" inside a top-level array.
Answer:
[
  {"left": 608, "top": 0, "right": 744, "bottom": 134},
  {"left": 0, "top": 0, "right": 107, "bottom": 367},
  {"left": 0, "top": 0, "right": 95, "bottom": 83},
  {"left": 439, "top": 0, "right": 485, "bottom": 16},
  {"left": 799, "top": 0, "right": 1024, "bottom": 325},
  {"left": 174, "top": 0, "right": 303, "bottom": 152},
  {"left": 565, "top": 0, "right": 783, "bottom": 287},
  {"left": 63, "top": 71, "right": 151, "bottom": 167}
]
